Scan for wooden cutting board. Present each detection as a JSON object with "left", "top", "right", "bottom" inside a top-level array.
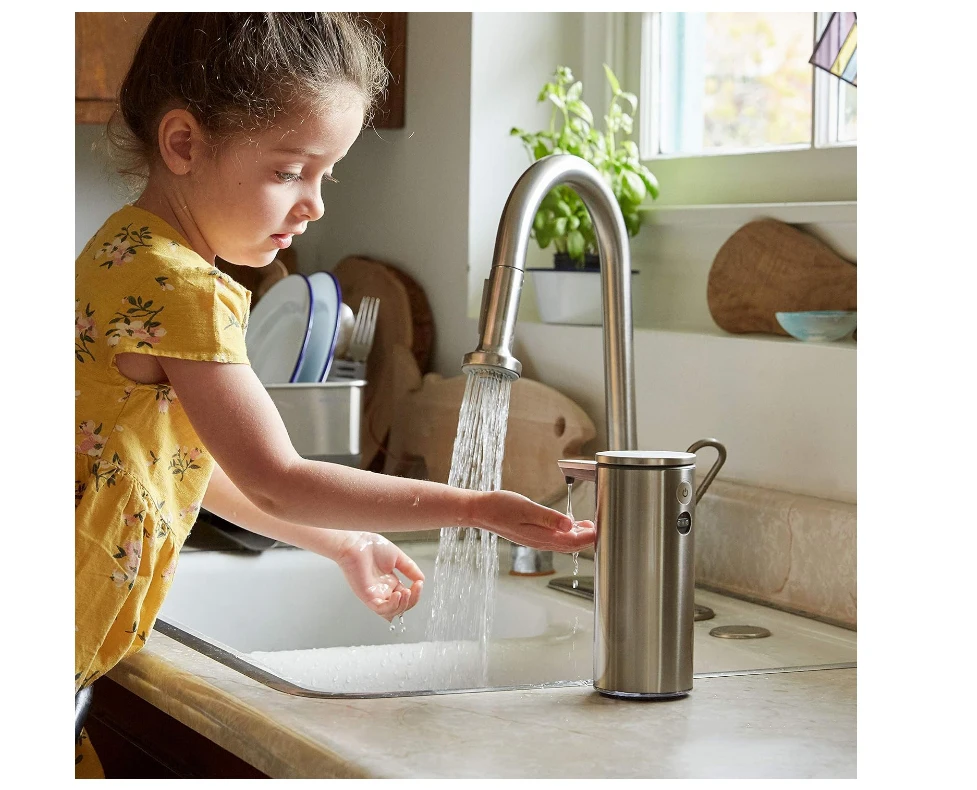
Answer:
[
  {"left": 383, "top": 372, "right": 596, "bottom": 506},
  {"left": 706, "top": 219, "right": 857, "bottom": 336},
  {"left": 331, "top": 256, "right": 435, "bottom": 470}
]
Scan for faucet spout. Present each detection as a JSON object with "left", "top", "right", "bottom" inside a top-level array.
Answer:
[{"left": 463, "top": 154, "right": 638, "bottom": 450}]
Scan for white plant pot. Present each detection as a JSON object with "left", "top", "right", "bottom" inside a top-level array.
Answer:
[{"left": 528, "top": 268, "right": 638, "bottom": 326}]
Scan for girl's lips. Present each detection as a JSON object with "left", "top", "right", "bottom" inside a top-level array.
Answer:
[{"left": 271, "top": 234, "right": 292, "bottom": 249}]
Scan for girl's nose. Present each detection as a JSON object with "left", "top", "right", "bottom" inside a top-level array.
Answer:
[{"left": 295, "top": 188, "right": 325, "bottom": 222}]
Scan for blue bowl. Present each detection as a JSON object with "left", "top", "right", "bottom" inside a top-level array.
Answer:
[{"left": 775, "top": 311, "right": 857, "bottom": 342}]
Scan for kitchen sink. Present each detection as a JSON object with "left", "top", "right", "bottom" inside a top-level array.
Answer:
[{"left": 157, "top": 539, "right": 855, "bottom": 699}]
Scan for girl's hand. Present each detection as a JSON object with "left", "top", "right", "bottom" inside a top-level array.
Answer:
[
  {"left": 473, "top": 490, "right": 597, "bottom": 552},
  {"left": 333, "top": 532, "right": 424, "bottom": 621}
]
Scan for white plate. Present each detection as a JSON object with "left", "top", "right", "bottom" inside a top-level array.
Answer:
[
  {"left": 297, "top": 272, "right": 343, "bottom": 382},
  {"left": 246, "top": 274, "right": 313, "bottom": 384}
]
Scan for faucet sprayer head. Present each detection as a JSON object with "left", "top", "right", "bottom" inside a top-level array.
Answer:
[
  {"left": 462, "top": 264, "right": 525, "bottom": 380},
  {"left": 461, "top": 351, "right": 521, "bottom": 380}
]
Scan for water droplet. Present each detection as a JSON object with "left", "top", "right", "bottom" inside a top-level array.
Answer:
[{"left": 389, "top": 621, "right": 396, "bottom": 631}]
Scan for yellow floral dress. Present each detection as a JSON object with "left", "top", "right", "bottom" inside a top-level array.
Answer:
[{"left": 74, "top": 205, "right": 251, "bottom": 776}]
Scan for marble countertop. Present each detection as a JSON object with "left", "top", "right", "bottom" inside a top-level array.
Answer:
[{"left": 106, "top": 627, "right": 856, "bottom": 778}]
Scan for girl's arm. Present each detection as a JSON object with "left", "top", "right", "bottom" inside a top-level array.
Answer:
[
  {"left": 201, "top": 460, "right": 364, "bottom": 558},
  {"left": 159, "top": 356, "right": 594, "bottom": 551},
  {"left": 202, "top": 462, "right": 425, "bottom": 620}
]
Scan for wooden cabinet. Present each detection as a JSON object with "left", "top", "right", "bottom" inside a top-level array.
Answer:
[
  {"left": 86, "top": 678, "right": 269, "bottom": 778},
  {"left": 75, "top": 12, "right": 406, "bottom": 127},
  {"left": 75, "top": 12, "right": 154, "bottom": 124}
]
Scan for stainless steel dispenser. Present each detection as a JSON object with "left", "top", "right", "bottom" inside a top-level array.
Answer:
[{"left": 559, "top": 439, "right": 726, "bottom": 699}]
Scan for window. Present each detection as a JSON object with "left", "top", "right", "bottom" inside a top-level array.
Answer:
[
  {"left": 607, "top": 11, "right": 855, "bottom": 205},
  {"left": 642, "top": 11, "right": 856, "bottom": 160}
]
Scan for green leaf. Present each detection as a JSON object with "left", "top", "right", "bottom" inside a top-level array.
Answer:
[
  {"left": 536, "top": 226, "right": 553, "bottom": 249},
  {"left": 624, "top": 211, "right": 642, "bottom": 236},
  {"left": 603, "top": 64, "right": 621, "bottom": 95},
  {"left": 620, "top": 91, "right": 638, "bottom": 112},
  {"left": 567, "top": 81, "right": 583, "bottom": 102},
  {"left": 556, "top": 200, "right": 573, "bottom": 217},
  {"left": 638, "top": 167, "right": 660, "bottom": 199},
  {"left": 533, "top": 141, "right": 549, "bottom": 160},
  {"left": 621, "top": 140, "right": 639, "bottom": 159},
  {"left": 567, "top": 229, "right": 585, "bottom": 261},
  {"left": 546, "top": 93, "right": 566, "bottom": 111},
  {"left": 553, "top": 217, "right": 568, "bottom": 237},
  {"left": 622, "top": 169, "right": 646, "bottom": 203},
  {"left": 567, "top": 100, "right": 594, "bottom": 126}
]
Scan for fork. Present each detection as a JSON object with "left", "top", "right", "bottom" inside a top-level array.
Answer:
[{"left": 346, "top": 296, "right": 379, "bottom": 363}]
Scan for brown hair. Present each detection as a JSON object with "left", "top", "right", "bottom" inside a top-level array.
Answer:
[{"left": 106, "top": 12, "right": 388, "bottom": 183}]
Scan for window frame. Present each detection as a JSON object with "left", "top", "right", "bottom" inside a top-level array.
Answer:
[{"left": 614, "top": 11, "right": 856, "bottom": 207}]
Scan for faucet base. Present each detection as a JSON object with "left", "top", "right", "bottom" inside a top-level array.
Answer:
[
  {"left": 509, "top": 545, "right": 555, "bottom": 575},
  {"left": 596, "top": 688, "right": 690, "bottom": 701}
]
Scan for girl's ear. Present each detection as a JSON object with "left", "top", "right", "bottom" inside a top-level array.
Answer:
[{"left": 157, "top": 109, "right": 204, "bottom": 176}]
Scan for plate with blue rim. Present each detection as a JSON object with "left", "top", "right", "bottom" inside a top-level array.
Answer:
[
  {"left": 246, "top": 273, "right": 313, "bottom": 384},
  {"left": 297, "top": 271, "right": 343, "bottom": 382}
]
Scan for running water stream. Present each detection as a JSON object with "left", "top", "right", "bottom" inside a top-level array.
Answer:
[{"left": 424, "top": 368, "right": 513, "bottom": 688}]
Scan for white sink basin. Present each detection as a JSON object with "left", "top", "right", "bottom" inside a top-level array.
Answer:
[{"left": 157, "top": 540, "right": 855, "bottom": 697}]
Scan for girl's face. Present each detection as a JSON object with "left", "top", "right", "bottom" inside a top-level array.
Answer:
[{"left": 190, "top": 100, "right": 365, "bottom": 268}]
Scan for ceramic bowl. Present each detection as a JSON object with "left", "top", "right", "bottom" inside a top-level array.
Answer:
[{"left": 775, "top": 310, "right": 857, "bottom": 342}]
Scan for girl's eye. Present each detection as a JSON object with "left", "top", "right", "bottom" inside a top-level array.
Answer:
[
  {"left": 276, "top": 171, "right": 301, "bottom": 183},
  {"left": 322, "top": 173, "right": 339, "bottom": 185}
]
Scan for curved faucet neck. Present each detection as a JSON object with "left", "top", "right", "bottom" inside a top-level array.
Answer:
[{"left": 464, "top": 155, "right": 637, "bottom": 450}]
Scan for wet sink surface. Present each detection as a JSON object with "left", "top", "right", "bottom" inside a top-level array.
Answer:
[{"left": 158, "top": 540, "right": 856, "bottom": 698}]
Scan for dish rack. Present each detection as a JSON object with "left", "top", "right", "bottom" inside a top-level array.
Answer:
[{"left": 326, "top": 359, "right": 367, "bottom": 381}]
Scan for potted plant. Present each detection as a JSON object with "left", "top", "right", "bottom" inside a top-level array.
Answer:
[{"left": 510, "top": 65, "right": 659, "bottom": 323}]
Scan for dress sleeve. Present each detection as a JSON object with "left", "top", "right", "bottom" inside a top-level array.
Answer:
[{"left": 106, "top": 257, "right": 251, "bottom": 365}]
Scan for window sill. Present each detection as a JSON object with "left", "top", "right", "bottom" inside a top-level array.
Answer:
[{"left": 638, "top": 200, "right": 856, "bottom": 227}]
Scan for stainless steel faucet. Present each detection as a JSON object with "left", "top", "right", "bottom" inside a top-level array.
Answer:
[{"left": 462, "top": 154, "right": 638, "bottom": 575}]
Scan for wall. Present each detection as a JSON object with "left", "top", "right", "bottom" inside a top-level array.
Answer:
[
  {"left": 75, "top": 125, "right": 134, "bottom": 255},
  {"left": 296, "top": 12, "right": 475, "bottom": 378}
]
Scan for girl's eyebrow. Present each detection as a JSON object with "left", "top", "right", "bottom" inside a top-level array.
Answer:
[
  {"left": 273, "top": 146, "right": 347, "bottom": 162},
  {"left": 273, "top": 146, "right": 323, "bottom": 157}
]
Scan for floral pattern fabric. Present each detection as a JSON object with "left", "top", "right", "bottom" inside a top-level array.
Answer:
[{"left": 74, "top": 205, "right": 251, "bottom": 776}]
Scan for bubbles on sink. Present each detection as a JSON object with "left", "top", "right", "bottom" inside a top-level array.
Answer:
[{"left": 248, "top": 640, "right": 485, "bottom": 695}]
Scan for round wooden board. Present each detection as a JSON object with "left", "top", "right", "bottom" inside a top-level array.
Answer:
[
  {"left": 331, "top": 256, "right": 435, "bottom": 469},
  {"left": 706, "top": 219, "right": 857, "bottom": 336},
  {"left": 384, "top": 373, "right": 596, "bottom": 505}
]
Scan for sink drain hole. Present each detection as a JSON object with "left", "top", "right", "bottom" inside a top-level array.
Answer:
[{"left": 709, "top": 625, "right": 772, "bottom": 639}]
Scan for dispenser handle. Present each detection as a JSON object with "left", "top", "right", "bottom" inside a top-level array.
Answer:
[
  {"left": 557, "top": 458, "right": 597, "bottom": 483},
  {"left": 686, "top": 439, "right": 727, "bottom": 505}
]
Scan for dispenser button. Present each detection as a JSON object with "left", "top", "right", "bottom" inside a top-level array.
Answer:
[
  {"left": 677, "top": 512, "right": 692, "bottom": 535},
  {"left": 676, "top": 481, "right": 693, "bottom": 505}
]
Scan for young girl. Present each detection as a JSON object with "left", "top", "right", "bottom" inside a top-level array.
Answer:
[{"left": 75, "top": 12, "right": 595, "bottom": 777}]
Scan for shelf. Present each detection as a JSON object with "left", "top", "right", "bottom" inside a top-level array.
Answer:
[{"left": 640, "top": 201, "right": 857, "bottom": 227}]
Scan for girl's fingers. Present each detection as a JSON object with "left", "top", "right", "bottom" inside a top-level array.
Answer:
[
  {"left": 406, "top": 580, "right": 423, "bottom": 611},
  {"left": 393, "top": 552, "right": 425, "bottom": 583},
  {"left": 376, "top": 589, "right": 403, "bottom": 620}
]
